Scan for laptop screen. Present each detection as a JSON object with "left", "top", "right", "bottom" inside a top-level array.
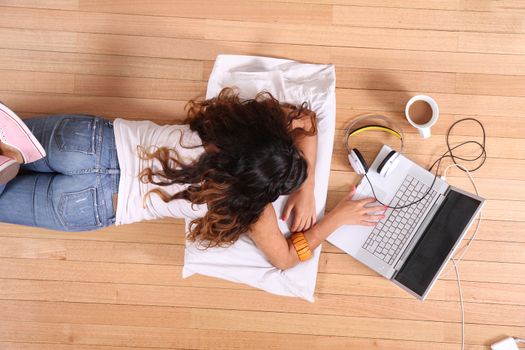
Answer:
[{"left": 393, "top": 189, "right": 483, "bottom": 297}]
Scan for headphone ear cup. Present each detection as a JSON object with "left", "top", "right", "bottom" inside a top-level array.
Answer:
[
  {"left": 348, "top": 148, "right": 369, "bottom": 175},
  {"left": 377, "top": 150, "right": 400, "bottom": 177}
]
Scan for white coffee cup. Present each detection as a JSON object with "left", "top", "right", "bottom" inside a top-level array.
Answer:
[{"left": 405, "top": 95, "right": 439, "bottom": 139}]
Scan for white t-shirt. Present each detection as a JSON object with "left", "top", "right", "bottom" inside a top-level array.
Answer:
[{"left": 113, "top": 119, "right": 207, "bottom": 225}]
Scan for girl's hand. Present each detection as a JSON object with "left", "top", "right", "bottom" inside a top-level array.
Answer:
[
  {"left": 329, "top": 185, "right": 386, "bottom": 227},
  {"left": 282, "top": 181, "right": 316, "bottom": 232}
]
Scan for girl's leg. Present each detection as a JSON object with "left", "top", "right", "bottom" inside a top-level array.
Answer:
[
  {"left": 0, "top": 114, "right": 120, "bottom": 231},
  {"left": 0, "top": 172, "right": 116, "bottom": 231}
]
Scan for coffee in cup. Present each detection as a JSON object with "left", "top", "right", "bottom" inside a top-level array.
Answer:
[{"left": 405, "top": 95, "right": 439, "bottom": 139}]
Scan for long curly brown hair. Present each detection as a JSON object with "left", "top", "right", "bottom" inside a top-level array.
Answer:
[{"left": 139, "top": 87, "right": 316, "bottom": 248}]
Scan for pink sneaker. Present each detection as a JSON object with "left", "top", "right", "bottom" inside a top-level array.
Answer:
[
  {"left": 0, "top": 102, "right": 46, "bottom": 164},
  {"left": 0, "top": 155, "right": 19, "bottom": 184}
]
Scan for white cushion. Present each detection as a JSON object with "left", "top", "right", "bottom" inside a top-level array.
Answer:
[{"left": 182, "top": 55, "right": 336, "bottom": 302}]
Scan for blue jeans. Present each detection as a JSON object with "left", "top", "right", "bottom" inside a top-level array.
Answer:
[{"left": 0, "top": 115, "right": 120, "bottom": 231}]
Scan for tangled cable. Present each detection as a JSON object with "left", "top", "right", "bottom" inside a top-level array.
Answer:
[{"left": 364, "top": 117, "right": 487, "bottom": 210}]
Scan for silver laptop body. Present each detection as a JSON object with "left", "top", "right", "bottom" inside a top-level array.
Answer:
[{"left": 327, "top": 145, "right": 485, "bottom": 300}]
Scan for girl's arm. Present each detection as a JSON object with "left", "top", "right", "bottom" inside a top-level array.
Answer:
[
  {"left": 281, "top": 106, "right": 318, "bottom": 232},
  {"left": 248, "top": 187, "right": 386, "bottom": 270}
]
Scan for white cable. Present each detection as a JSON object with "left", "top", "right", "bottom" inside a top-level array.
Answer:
[
  {"left": 452, "top": 259, "right": 464, "bottom": 350},
  {"left": 440, "top": 163, "right": 482, "bottom": 350}
]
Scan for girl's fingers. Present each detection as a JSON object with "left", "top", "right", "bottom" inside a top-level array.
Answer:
[
  {"left": 293, "top": 214, "right": 305, "bottom": 232},
  {"left": 358, "top": 197, "right": 377, "bottom": 205},
  {"left": 361, "top": 221, "right": 377, "bottom": 227},
  {"left": 365, "top": 205, "right": 387, "bottom": 213},
  {"left": 291, "top": 208, "right": 317, "bottom": 231},
  {"left": 282, "top": 202, "right": 294, "bottom": 221},
  {"left": 291, "top": 216, "right": 299, "bottom": 232},
  {"left": 305, "top": 217, "right": 312, "bottom": 230},
  {"left": 298, "top": 217, "right": 307, "bottom": 232},
  {"left": 365, "top": 214, "right": 385, "bottom": 221}
]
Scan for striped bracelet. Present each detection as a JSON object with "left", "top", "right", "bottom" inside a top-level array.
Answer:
[{"left": 291, "top": 232, "right": 313, "bottom": 262}]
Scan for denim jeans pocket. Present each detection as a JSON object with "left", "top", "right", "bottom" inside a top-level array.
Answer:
[
  {"left": 57, "top": 187, "right": 102, "bottom": 229},
  {"left": 55, "top": 116, "right": 97, "bottom": 155}
]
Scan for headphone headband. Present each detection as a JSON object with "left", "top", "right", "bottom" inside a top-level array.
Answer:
[
  {"left": 344, "top": 114, "right": 405, "bottom": 154},
  {"left": 349, "top": 125, "right": 402, "bottom": 139}
]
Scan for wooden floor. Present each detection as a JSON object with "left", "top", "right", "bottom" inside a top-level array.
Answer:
[{"left": 0, "top": 1, "right": 524, "bottom": 349}]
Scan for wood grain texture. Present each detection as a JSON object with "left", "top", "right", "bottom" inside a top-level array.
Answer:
[{"left": 0, "top": 1, "right": 524, "bottom": 349}]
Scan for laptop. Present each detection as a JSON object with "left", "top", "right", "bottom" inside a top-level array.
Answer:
[{"left": 327, "top": 144, "right": 485, "bottom": 300}]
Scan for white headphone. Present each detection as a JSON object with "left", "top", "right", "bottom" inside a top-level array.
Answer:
[{"left": 344, "top": 115, "right": 405, "bottom": 177}]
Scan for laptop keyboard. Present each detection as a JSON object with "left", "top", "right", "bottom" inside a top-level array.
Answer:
[{"left": 362, "top": 175, "right": 438, "bottom": 265}]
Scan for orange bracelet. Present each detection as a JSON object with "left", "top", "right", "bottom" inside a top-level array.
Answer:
[{"left": 290, "top": 232, "right": 313, "bottom": 262}]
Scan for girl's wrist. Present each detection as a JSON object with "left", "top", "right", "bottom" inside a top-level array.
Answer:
[
  {"left": 324, "top": 209, "right": 344, "bottom": 230},
  {"left": 302, "top": 176, "right": 315, "bottom": 189}
]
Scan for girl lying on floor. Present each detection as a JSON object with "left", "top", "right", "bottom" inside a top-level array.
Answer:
[{"left": 0, "top": 89, "right": 384, "bottom": 270}]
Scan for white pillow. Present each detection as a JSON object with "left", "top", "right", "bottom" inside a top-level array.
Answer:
[{"left": 182, "top": 55, "right": 336, "bottom": 302}]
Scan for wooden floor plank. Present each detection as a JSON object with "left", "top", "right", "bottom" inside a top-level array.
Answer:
[
  {"left": 0, "top": 275, "right": 523, "bottom": 308},
  {"left": 78, "top": 0, "right": 333, "bottom": 25},
  {"left": 204, "top": 19, "right": 459, "bottom": 52},
  {"left": 0, "top": 343, "right": 175, "bottom": 350},
  {"left": 262, "top": 0, "right": 464, "bottom": 10},
  {"left": 456, "top": 72, "right": 525, "bottom": 96},
  {"left": 329, "top": 46, "right": 525, "bottom": 75},
  {"left": 332, "top": 5, "right": 525, "bottom": 34},
  {"left": 0, "top": 69, "right": 74, "bottom": 94},
  {"left": 0, "top": 220, "right": 187, "bottom": 244},
  {"left": 264, "top": 0, "right": 499, "bottom": 12},
  {"left": 73, "top": 75, "right": 207, "bottom": 101},
  {"left": 0, "top": 0, "right": 78, "bottom": 11},
  {"left": 0, "top": 6, "right": 206, "bottom": 40},
  {"left": 502, "top": 0, "right": 525, "bottom": 9},
  {"left": 0, "top": 91, "right": 189, "bottom": 120},
  {"left": 0, "top": 49, "right": 204, "bottom": 80},
  {"left": 459, "top": 32, "right": 525, "bottom": 54},
  {"left": 336, "top": 67, "right": 456, "bottom": 93},
  {"left": 0, "top": 320, "right": 488, "bottom": 350}
]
